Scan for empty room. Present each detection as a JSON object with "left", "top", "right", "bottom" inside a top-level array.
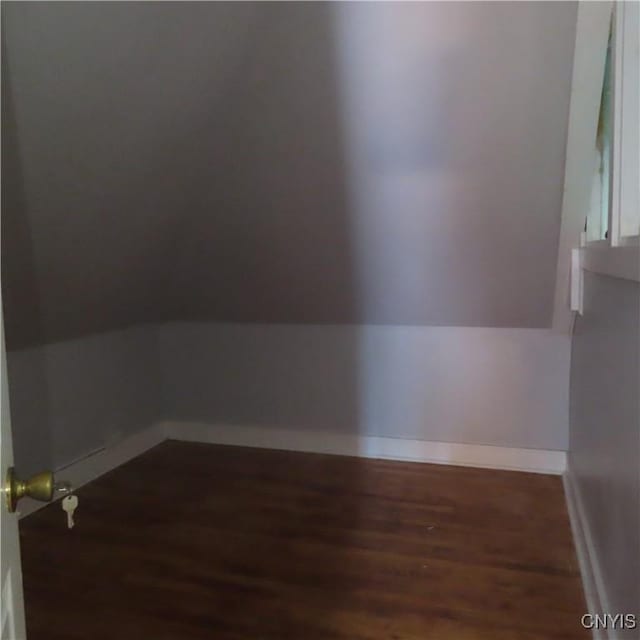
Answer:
[{"left": 1, "top": 1, "right": 638, "bottom": 639}]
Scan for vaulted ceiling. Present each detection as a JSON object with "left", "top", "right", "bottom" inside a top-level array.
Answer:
[{"left": 2, "top": 1, "right": 577, "bottom": 349}]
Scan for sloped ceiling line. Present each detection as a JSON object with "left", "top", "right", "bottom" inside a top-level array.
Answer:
[{"left": 1, "top": 2, "right": 577, "bottom": 349}]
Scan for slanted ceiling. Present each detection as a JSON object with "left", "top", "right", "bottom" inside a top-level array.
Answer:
[{"left": 1, "top": 2, "right": 577, "bottom": 349}]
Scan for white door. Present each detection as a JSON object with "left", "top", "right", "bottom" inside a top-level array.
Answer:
[{"left": 0, "top": 293, "right": 27, "bottom": 640}]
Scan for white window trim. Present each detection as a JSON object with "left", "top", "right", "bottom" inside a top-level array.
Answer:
[
  {"left": 584, "top": 1, "right": 639, "bottom": 252},
  {"left": 555, "top": 2, "right": 639, "bottom": 330},
  {"left": 552, "top": 2, "right": 614, "bottom": 332},
  {"left": 609, "top": 0, "right": 639, "bottom": 246},
  {"left": 580, "top": 245, "right": 639, "bottom": 282}
]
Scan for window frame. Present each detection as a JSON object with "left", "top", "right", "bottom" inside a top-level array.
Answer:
[
  {"left": 609, "top": 0, "right": 639, "bottom": 247},
  {"left": 569, "top": 2, "right": 639, "bottom": 318},
  {"left": 585, "top": 1, "right": 639, "bottom": 249}
]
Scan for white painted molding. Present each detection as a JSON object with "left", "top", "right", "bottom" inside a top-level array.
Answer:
[
  {"left": 552, "top": 2, "right": 613, "bottom": 334},
  {"left": 17, "top": 419, "right": 568, "bottom": 521},
  {"left": 563, "top": 471, "right": 613, "bottom": 640},
  {"left": 571, "top": 247, "right": 584, "bottom": 314},
  {"left": 161, "top": 421, "right": 567, "bottom": 475},
  {"left": 17, "top": 423, "right": 165, "bottom": 519},
  {"left": 580, "top": 245, "right": 640, "bottom": 283},
  {"left": 610, "top": 1, "right": 640, "bottom": 244}
]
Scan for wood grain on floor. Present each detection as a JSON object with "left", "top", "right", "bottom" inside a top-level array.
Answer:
[{"left": 19, "top": 440, "right": 588, "bottom": 639}]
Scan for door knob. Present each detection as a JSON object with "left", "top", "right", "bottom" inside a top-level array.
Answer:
[{"left": 4, "top": 467, "right": 71, "bottom": 513}]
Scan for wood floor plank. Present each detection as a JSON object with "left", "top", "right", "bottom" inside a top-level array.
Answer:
[{"left": 19, "top": 440, "right": 588, "bottom": 639}]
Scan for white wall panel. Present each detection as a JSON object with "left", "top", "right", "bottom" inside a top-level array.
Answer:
[
  {"left": 158, "top": 323, "right": 570, "bottom": 451},
  {"left": 6, "top": 326, "right": 161, "bottom": 475}
]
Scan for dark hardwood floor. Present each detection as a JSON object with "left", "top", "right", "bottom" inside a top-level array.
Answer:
[{"left": 19, "top": 441, "right": 587, "bottom": 639}]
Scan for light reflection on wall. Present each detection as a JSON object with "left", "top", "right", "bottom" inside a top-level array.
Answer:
[
  {"left": 329, "top": 2, "right": 575, "bottom": 441},
  {"left": 330, "top": 2, "right": 575, "bottom": 326}
]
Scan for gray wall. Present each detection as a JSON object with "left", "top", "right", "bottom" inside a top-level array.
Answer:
[
  {"left": 6, "top": 325, "right": 161, "bottom": 476},
  {"left": 5, "top": 321, "right": 569, "bottom": 478},
  {"left": 159, "top": 323, "right": 570, "bottom": 451},
  {"left": 2, "top": 1, "right": 260, "bottom": 349},
  {"left": 569, "top": 272, "right": 640, "bottom": 627},
  {"left": 2, "top": 1, "right": 577, "bottom": 350}
]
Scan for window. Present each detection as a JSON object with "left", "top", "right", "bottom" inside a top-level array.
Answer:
[
  {"left": 586, "top": 19, "right": 613, "bottom": 242},
  {"left": 570, "top": 2, "right": 640, "bottom": 313},
  {"left": 585, "top": 2, "right": 639, "bottom": 247}
]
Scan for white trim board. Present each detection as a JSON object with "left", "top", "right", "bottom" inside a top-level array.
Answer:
[
  {"left": 17, "top": 420, "right": 567, "bottom": 520},
  {"left": 16, "top": 423, "right": 165, "bottom": 520},
  {"left": 160, "top": 421, "right": 567, "bottom": 475},
  {"left": 552, "top": 2, "right": 613, "bottom": 334},
  {"left": 581, "top": 245, "right": 640, "bottom": 283},
  {"left": 563, "top": 471, "right": 612, "bottom": 640}
]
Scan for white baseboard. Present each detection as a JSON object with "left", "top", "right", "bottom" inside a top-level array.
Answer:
[
  {"left": 17, "top": 423, "right": 165, "bottom": 519},
  {"left": 160, "top": 421, "right": 567, "bottom": 475},
  {"left": 18, "top": 420, "right": 566, "bottom": 521},
  {"left": 563, "top": 471, "right": 611, "bottom": 640}
]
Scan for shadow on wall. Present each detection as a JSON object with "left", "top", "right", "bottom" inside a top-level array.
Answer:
[
  {"left": 160, "top": 2, "right": 363, "bottom": 326},
  {"left": 2, "top": 3, "right": 366, "bottom": 633},
  {"left": 158, "top": 8, "right": 369, "bottom": 631},
  {"left": 1, "top": 35, "right": 52, "bottom": 476}
]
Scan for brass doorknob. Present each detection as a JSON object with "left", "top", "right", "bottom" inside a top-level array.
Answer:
[{"left": 4, "top": 467, "right": 70, "bottom": 513}]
